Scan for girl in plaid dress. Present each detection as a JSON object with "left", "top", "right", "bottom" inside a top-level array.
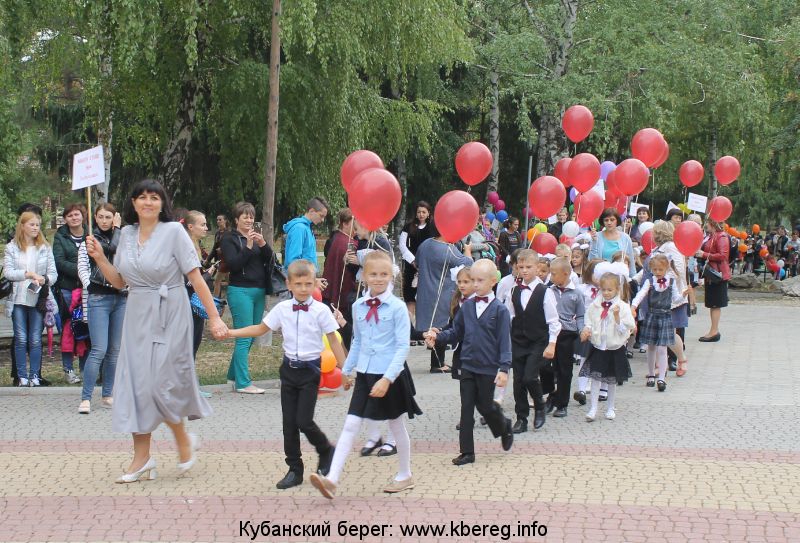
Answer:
[{"left": 631, "top": 254, "right": 685, "bottom": 392}]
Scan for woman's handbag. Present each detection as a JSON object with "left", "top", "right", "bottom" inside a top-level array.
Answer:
[
  {"left": 701, "top": 263, "right": 724, "bottom": 284},
  {"left": 266, "top": 254, "right": 287, "bottom": 296},
  {"left": 190, "top": 293, "right": 227, "bottom": 320}
]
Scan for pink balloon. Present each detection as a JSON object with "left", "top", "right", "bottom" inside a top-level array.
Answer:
[
  {"left": 714, "top": 156, "right": 740, "bottom": 185},
  {"left": 562, "top": 105, "right": 594, "bottom": 143},
  {"left": 435, "top": 191, "right": 480, "bottom": 243},
  {"left": 528, "top": 176, "right": 567, "bottom": 219},
  {"left": 567, "top": 153, "right": 601, "bottom": 193},
  {"left": 455, "top": 142, "right": 493, "bottom": 186},
  {"left": 631, "top": 128, "right": 667, "bottom": 168},
  {"left": 679, "top": 160, "right": 704, "bottom": 188},
  {"left": 349, "top": 168, "right": 401, "bottom": 230},
  {"left": 341, "top": 150, "right": 384, "bottom": 192},
  {"left": 674, "top": 221, "right": 704, "bottom": 257},
  {"left": 487, "top": 191, "right": 500, "bottom": 204},
  {"left": 707, "top": 196, "right": 733, "bottom": 222},
  {"left": 614, "top": 158, "right": 650, "bottom": 196},
  {"left": 494, "top": 199, "right": 505, "bottom": 211}
]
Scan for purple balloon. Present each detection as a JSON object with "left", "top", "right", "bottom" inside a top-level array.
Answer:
[
  {"left": 569, "top": 187, "right": 578, "bottom": 203},
  {"left": 600, "top": 161, "right": 617, "bottom": 181}
]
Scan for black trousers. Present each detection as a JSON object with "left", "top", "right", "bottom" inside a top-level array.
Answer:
[
  {"left": 279, "top": 363, "right": 331, "bottom": 473},
  {"left": 191, "top": 313, "right": 204, "bottom": 359},
  {"left": 512, "top": 342, "right": 547, "bottom": 419},
  {"left": 459, "top": 369, "right": 508, "bottom": 454},
  {"left": 552, "top": 331, "right": 578, "bottom": 408},
  {"left": 430, "top": 344, "right": 447, "bottom": 370}
]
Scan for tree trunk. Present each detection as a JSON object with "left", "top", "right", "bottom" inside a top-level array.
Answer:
[
  {"left": 484, "top": 67, "right": 501, "bottom": 211},
  {"left": 262, "top": 0, "right": 282, "bottom": 246},
  {"left": 159, "top": 76, "right": 200, "bottom": 198},
  {"left": 707, "top": 127, "right": 718, "bottom": 200}
]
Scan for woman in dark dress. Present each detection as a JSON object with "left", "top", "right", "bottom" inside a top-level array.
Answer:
[{"left": 398, "top": 201, "right": 436, "bottom": 326}]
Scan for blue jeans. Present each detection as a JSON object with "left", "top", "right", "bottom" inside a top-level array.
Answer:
[
  {"left": 80, "top": 293, "right": 126, "bottom": 400},
  {"left": 12, "top": 305, "right": 44, "bottom": 380},
  {"left": 61, "top": 288, "right": 87, "bottom": 372}
]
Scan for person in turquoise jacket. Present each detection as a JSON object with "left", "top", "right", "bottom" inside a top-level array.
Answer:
[{"left": 283, "top": 197, "right": 329, "bottom": 271}]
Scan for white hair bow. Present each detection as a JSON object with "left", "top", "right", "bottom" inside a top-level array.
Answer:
[{"left": 450, "top": 264, "right": 466, "bottom": 282}]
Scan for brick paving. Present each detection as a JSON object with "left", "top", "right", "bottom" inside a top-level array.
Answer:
[{"left": 1, "top": 302, "right": 799, "bottom": 541}]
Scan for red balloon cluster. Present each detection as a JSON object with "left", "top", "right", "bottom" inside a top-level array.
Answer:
[
  {"left": 553, "top": 157, "right": 572, "bottom": 187},
  {"left": 674, "top": 221, "right": 704, "bottom": 257},
  {"left": 341, "top": 150, "right": 384, "bottom": 193},
  {"left": 562, "top": 105, "right": 594, "bottom": 143},
  {"left": 614, "top": 158, "right": 650, "bottom": 196},
  {"left": 679, "top": 160, "right": 704, "bottom": 187},
  {"left": 320, "top": 367, "right": 342, "bottom": 389},
  {"left": 631, "top": 128, "right": 668, "bottom": 168},
  {"left": 455, "top": 142, "right": 493, "bottom": 186},
  {"left": 435, "top": 191, "right": 480, "bottom": 243},
  {"left": 574, "top": 191, "right": 603, "bottom": 226},
  {"left": 348, "top": 168, "right": 402, "bottom": 231},
  {"left": 532, "top": 232, "right": 558, "bottom": 255},
  {"left": 568, "top": 153, "right": 601, "bottom": 192},
  {"left": 528, "top": 176, "right": 566, "bottom": 219},
  {"left": 714, "top": 156, "right": 740, "bottom": 185}
]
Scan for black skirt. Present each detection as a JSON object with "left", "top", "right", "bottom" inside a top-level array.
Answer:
[
  {"left": 704, "top": 280, "right": 728, "bottom": 309},
  {"left": 348, "top": 365, "right": 422, "bottom": 420},
  {"left": 402, "top": 263, "right": 417, "bottom": 303},
  {"left": 578, "top": 346, "right": 632, "bottom": 385}
]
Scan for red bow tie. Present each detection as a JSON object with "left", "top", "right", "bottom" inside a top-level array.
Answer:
[
  {"left": 292, "top": 303, "right": 309, "bottom": 312},
  {"left": 365, "top": 298, "right": 381, "bottom": 323},
  {"left": 516, "top": 280, "right": 530, "bottom": 291},
  {"left": 557, "top": 286, "right": 567, "bottom": 293},
  {"left": 600, "top": 301, "right": 613, "bottom": 319},
  {"left": 657, "top": 277, "right": 667, "bottom": 286},
  {"left": 474, "top": 296, "right": 490, "bottom": 303},
  {"left": 590, "top": 287, "right": 599, "bottom": 299}
]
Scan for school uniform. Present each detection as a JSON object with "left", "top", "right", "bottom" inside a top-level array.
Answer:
[
  {"left": 264, "top": 298, "right": 338, "bottom": 475},
  {"left": 550, "top": 282, "right": 585, "bottom": 409},
  {"left": 631, "top": 277, "right": 683, "bottom": 346},
  {"left": 436, "top": 293, "right": 513, "bottom": 455},
  {"left": 579, "top": 296, "right": 635, "bottom": 384},
  {"left": 343, "top": 290, "right": 421, "bottom": 421},
  {"left": 442, "top": 294, "right": 473, "bottom": 380},
  {"left": 505, "top": 278, "right": 562, "bottom": 421}
]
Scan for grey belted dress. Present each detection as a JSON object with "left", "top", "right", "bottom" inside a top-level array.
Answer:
[{"left": 112, "top": 222, "right": 212, "bottom": 434}]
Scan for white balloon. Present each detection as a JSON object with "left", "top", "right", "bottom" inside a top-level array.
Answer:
[
  {"left": 638, "top": 221, "right": 654, "bottom": 235},
  {"left": 562, "top": 221, "right": 580, "bottom": 238},
  {"left": 778, "top": 259, "right": 785, "bottom": 268}
]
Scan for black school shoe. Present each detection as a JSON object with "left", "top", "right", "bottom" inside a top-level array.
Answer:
[
  {"left": 377, "top": 444, "right": 397, "bottom": 457},
  {"left": 512, "top": 419, "right": 528, "bottom": 433},
  {"left": 501, "top": 419, "right": 514, "bottom": 451},
  {"left": 360, "top": 439, "right": 383, "bottom": 456},
  {"left": 573, "top": 391, "right": 586, "bottom": 405},
  {"left": 276, "top": 470, "right": 303, "bottom": 489},
  {"left": 452, "top": 453, "right": 475, "bottom": 466},
  {"left": 553, "top": 407, "right": 568, "bottom": 418},
  {"left": 317, "top": 445, "right": 335, "bottom": 475},
  {"left": 533, "top": 409, "right": 546, "bottom": 430},
  {"left": 545, "top": 397, "right": 556, "bottom": 414}
]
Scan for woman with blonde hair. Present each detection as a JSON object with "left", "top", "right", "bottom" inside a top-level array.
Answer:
[{"left": 3, "top": 212, "right": 58, "bottom": 386}]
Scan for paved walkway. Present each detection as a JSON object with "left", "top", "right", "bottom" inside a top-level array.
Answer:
[{"left": 1, "top": 301, "right": 799, "bottom": 541}]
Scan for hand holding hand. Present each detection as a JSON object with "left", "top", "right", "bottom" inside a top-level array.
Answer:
[
  {"left": 631, "top": 307, "right": 638, "bottom": 319},
  {"left": 580, "top": 328, "right": 591, "bottom": 342},
  {"left": 209, "top": 316, "right": 228, "bottom": 340},
  {"left": 543, "top": 344, "right": 556, "bottom": 359},
  {"left": 495, "top": 372, "right": 508, "bottom": 388},
  {"left": 343, "top": 375, "right": 353, "bottom": 391}
]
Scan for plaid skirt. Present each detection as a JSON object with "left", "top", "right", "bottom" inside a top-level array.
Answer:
[{"left": 639, "top": 311, "right": 674, "bottom": 346}]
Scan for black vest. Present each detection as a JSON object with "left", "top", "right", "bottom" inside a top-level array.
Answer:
[{"left": 511, "top": 283, "right": 548, "bottom": 348}]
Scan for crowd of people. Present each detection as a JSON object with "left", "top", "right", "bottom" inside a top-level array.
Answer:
[{"left": 0, "top": 180, "right": 769, "bottom": 495}]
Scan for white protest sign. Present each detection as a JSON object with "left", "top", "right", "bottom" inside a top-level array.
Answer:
[
  {"left": 667, "top": 201, "right": 679, "bottom": 213},
  {"left": 687, "top": 192, "right": 708, "bottom": 213},
  {"left": 72, "top": 146, "right": 105, "bottom": 190},
  {"left": 629, "top": 202, "right": 649, "bottom": 216}
]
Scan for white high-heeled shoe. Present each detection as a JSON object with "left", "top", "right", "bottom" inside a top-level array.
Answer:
[
  {"left": 115, "top": 457, "right": 157, "bottom": 483},
  {"left": 177, "top": 433, "right": 200, "bottom": 474}
]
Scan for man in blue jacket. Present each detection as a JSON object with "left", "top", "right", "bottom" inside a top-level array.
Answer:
[{"left": 283, "top": 197, "right": 329, "bottom": 271}]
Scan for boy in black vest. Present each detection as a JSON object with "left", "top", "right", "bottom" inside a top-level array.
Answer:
[
  {"left": 547, "top": 257, "right": 585, "bottom": 418},
  {"left": 425, "top": 259, "right": 514, "bottom": 465},
  {"left": 505, "top": 249, "right": 562, "bottom": 432}
]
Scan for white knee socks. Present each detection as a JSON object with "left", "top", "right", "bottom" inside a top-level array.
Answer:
[
  {"left": 647, "top": 345, "right": 668, "bottom": 380},
  {"left": 606, "top": 383, "right": 616, "bottom": 411},
  {"left": 365, "top": 420, "right": 396, "bottom": 447},
  {"left": 328, "top": 414, "right": 362, "bottom": 484},
  {"left": 386, "top": 416, "right": 412, "bottom": 481},
  {"left": 577, "top": 357, "right": 589, "bottom": 392}
]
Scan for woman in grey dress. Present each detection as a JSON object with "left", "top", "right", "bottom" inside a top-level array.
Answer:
[
  {"left": 87, "top": 179, "right": 227, "bottom": 483},
  {"left": 414, "top": 235, "right": 472, "bottom": 373}
]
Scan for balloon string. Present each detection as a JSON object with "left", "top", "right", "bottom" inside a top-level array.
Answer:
[
  {"left": 333, "top": 221, "right": 356, "bottom": 311},
  {"left": 427, "top": 242, "right": 454, "bottom": 369},
  {"left": 651, "top": 169, "right": 656, "bottom": 219}
]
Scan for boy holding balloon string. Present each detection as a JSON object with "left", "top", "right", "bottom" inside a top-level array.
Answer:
[{"left": 228, "top": 259, "right": 346, "bottom": 491}]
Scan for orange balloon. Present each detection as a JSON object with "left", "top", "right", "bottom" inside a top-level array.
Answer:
[
  {"left": 738, "top": 243, "right": 747, "bottom": 253},
  {"left": 527, "top": 228, "right": 536, "bottom": 241},
  {"left": 739, "top": 231, "right": 747, "bottom": 240},
  {"left": 752, "top": 224, "right": 760, "bottom": 235},
  {"left": 759, "top": 247, "right": 769, "bottom": 258},
  {"left": 321, "top": 349, "right": 337, "bottom": 373}
]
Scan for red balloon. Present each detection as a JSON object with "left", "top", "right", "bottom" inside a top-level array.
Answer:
[
  {"left": 567, "top": 153, "right": 601, "bottom": 192},
  {"left": 349, "top": 168, "right": 401, "bottom": 230},
  {"left": 553, "top": 157, "right": 572, "bottom": 187},
  {"left": 614, "top": 193, "right": 628, "bottom": 215},
  {"left": 455, "top": 142, "right": 493, "bottom": 186},
  {"left": 532, "top": 232, "right": 558, "bottom": 255},
  {"left": 652, "top": 141, "right": 669, "bottom": 169},
  {"left": 560, "top": 235, "right": 574, "bottom": 245},
  {"left": 674, "top": 221, "right": 704, "bottom": 257},
  {"left": 487, "top": 191, "right": 500, "bottom": 204},
  {"left": 341, "top": 150, "right": 384, "bottom": 192},
  {"left": 641, "top": 230, "right": 656, "bottom": 254},
  {"left": 605, "top": 169, "right": 618, "bottom": 193},
  {"left": 528, "top": 176, "right": 567, "bottom": 219},
  {"left": 604, "top": 188, "right": 620, "bottom": 210},
  {"left": 435, "top": 190, "right": 480, "bottom": 243},
  {"left": 562, "top": 105, "right": 594, "bottom": 143},
  {"left": 312, "top": 287, "right": 322, "bottom": 302},
  {"left": 494, "top": 199, "right": 506, "bottom": 211},
  {"left": 574, "top": 191, "right": 604, "bottom": 226},
  {"left": 714, "top": 156, "right": 740, "bottom": 185},
  {"left": 321, "top": 367, "right": 342, "bottom": 389},
  {"left": 707, "top": 196, "right": 733, "bottom": 222},
  {"left": 615, "top": 158, "right": 650, "bottom": 196},
  {"left": 631, "top": 128, "right": 667, "bottom": 167},
  {"left": 679, "top": 160, "right": 704, "bottom": 187}
]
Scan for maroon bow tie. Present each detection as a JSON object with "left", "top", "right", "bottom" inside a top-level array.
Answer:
[
  {"left": 600, "top": 301, "right": 613, "bottom": 319},
  {"left": 657, "top": 277, "right": 667, "bottom": 286},
  {"left": 516, "top": 280, "right": 530, "bottom": 291},
  {"left": 591, "top": 287, "right": 599, "bottom": 299},
  {"left": 474, "top": 296, "right": 490, "bottom": 303},
  {"left": 292, "top": 303, "right": 309, "bottom": 312},
  {"left": 557, "top": 286, "right": 567, "bottom": 293},
  {"left": 365, "top": 297, "right": 381, "bottom": 323}
]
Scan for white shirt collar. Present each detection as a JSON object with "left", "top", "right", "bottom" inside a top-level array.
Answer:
[
  {"left": 552, "top": 280, "right": 576, "bottom": 291},
  {"left": 520, "top": 277, "right": 543, "bottom": 288},
  {"left": 365, "top": 288, "right": 393, "bottom": 304}
]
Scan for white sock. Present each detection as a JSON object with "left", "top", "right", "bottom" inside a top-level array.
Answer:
[
  {"left": 577, "top": 358, "right": 588, "bottom": 392},
  {"left": 647, "top": 346, "right": 657, "bottom": 376},
  {"left": 365, "top": 419, "right": 382, "bottom": 448},
  {"left": 606, "top": 383, "right": 616, "bottom": 411},
  {"left": 656, "top": 346, "right": 668, "bottom": 381},
  {"left": 383, "top": 426, "right": 396, "bottom": 448},
  {"left": 328, "top": 414, "right": 363, "bottom": 484},
  {"left": 589, "top": 380, "right": 601, "bottom": 413},
  {"left": 386, "top": 416, "right": 412, "bottom": 481}
]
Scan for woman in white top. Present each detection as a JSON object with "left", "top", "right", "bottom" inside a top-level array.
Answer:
[{"left": 3, "top": 212, "right": 57, "bottom": 386}]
